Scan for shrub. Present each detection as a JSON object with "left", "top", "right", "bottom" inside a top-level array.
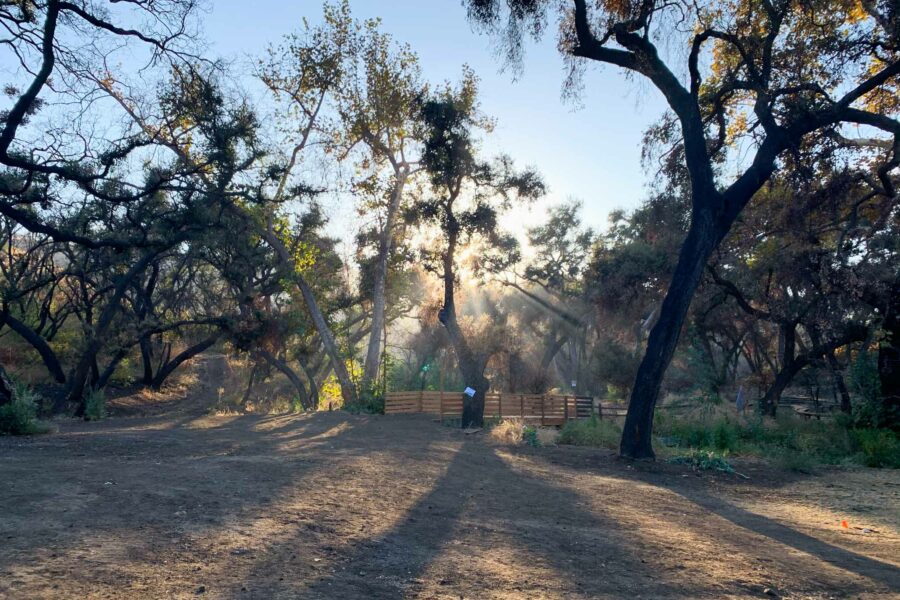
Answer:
[
  {"left": 522, "top": 425, "right": 541, "bottom": 447},
  {"left": 558, "top": 416, "right": 621, "bottom": 449},
  {"left": 668, "top": 449, "right": 735, "bottom": 473},
  {"left": 850, "top": 429, "right": 900, "bottom": 468},
  {"left": 84, "top": 388, "right": 107, "bottom": 421},
  {"left": 0, "top": 383, "right": 49, "bottom": 435},
  {"left": 491, "top": 418, "right": 526, "bottom": 445}
]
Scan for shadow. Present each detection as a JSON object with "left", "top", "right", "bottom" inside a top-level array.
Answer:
[
  {"left": 250, "top": 434, "right": 699, "bottom": 599},
  {"left": 672, "top": 484, "right": 900, "bottom": 589}
]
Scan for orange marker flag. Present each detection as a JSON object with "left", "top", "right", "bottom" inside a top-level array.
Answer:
[{"left": 841, "top": 520, "right": 849, "bottom": 529}]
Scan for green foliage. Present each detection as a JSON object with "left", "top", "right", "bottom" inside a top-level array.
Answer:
[
  {"left": 345, "top": 388, "right": 385, "bottom": 415},
  {"left": 0, "top": 383, "right": 49, "bottom": 436},
  {"left": 668, "top": 449, "right": 735, "bottom": 474},
  {"left": 655, "top": 411, "right": 899, "bottom": 470},
  {"left": 558, "top": 415, "right": 621, "bottom": 449},
  {"left": 84, "top": 388, "right": 107, "bottom": 421},
  {"left": 850, "top": 429, "right": 900, "bottom": 468},
  {"left": 522, "top": 424, "right": 541, "bottom": 447}
]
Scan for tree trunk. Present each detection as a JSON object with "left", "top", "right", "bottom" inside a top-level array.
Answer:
[
  {"left": 0, "top": 362, "right": 13, "bottom": 406},
  {"left": 260, "top": 224, "right": 358, "bottom": 407},
  {"left": 620, "top": 207, "right": 722, "bottom": 459},
  {"left": 361, "top": 174, "right": 406, "bottom": 390},
  {"left": 95, "top": 349, "right": 128, "bottom": 390},
  {"left": 825, "top": 349, "right": 852, "bottom": 414},
  {"left": 440, "top": 217, "right": 488, "bottom": 428},
  {"left": 879, "top": 311, "right": 900, "bottom": 430},
  {"left": 257, "top": 349, "right": 312, "bottom": 411},
  {"left": 65, "top": 252, "right": 158, "bottom": 411},
  {"left": 759, "top": 362, "right": 805, "bottom": 417},
  {"left": 151, "top": 334, "right": 220, "bottom": 390},
  {"left": 139, "top": 335, "right": 154, "bottom": 385},
  {"left": 1, "top": 311, "right": 66, "bottom": 383},
  {"left": 294, "top": 274, "right": 357, "bottom": 406}
]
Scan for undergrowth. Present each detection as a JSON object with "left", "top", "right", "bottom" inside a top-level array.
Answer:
[
  {"left": 552, "top": 410, "right": 899, "bottom": 471},
  {"left": 0, "top": 383, "right": 51, "bottom": 435}
]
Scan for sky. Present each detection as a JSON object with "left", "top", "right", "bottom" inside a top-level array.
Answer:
[{"left": 203, "top": 0, "right": 669, "bottom": 241}]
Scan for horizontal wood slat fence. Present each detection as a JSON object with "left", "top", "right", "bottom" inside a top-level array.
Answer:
[{"left": 385, "top": 391, "right": 627, "bottom": 425}]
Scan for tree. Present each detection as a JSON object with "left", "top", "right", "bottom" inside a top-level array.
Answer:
[
  {"left": 466, "top": 0, "right": 899, "bottom": 457},
  {"left": 330, "top": 19, "right": 427, "bottom": 393},
  {"left": 410, "top": 71, "right": 545, "bottom": 427}
]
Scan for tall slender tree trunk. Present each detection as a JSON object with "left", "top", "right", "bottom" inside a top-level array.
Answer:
[
  {"left": 825, "top": 350, "right": 852, "bottom": 414},
  {"left": 260, "top": 224, "right": 358, "bottom": 407},
  {"left": 361, "top": 174, "right": 407, "bottom": 391},
  {"left": 620, "top": 207, "right": 723, "bottom": 459}
]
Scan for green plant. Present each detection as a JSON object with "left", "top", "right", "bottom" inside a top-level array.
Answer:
[
  {"left": 522, "top": 425, "right": 541, "bottom": 447},
  {"left": 558, "top": 415, "right": 621, "bottom": 449},
  {"left": 84, "top": 388, "right": 107, "bottom": 421},
  {"left": 0, "top": 383, "right": 49, "bottom": 435},
  {"left": 668, "top": 449, "right": 735, "bottom": 473},
  {"left": 850, "top": 429, "right": 900, "bottom": 468}
]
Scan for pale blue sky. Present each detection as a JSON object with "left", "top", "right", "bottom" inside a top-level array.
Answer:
[{"left": 204, "top": 0, "right": 668, "bottom": 237}]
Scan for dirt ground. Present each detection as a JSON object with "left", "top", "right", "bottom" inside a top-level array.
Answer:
[{"left": 1, "top": 356, "right": 899, "bottom": 599}]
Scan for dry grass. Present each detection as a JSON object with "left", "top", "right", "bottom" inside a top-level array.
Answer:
[
  {"left": 490, "top": 418, "right": 527, "bottom": 445},
  {"left": 490, "top": 418, "right": 559, "bottom": 446}
]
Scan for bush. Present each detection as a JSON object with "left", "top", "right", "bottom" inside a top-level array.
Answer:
[
  {"left": 850, "top": 429, "right": 900, "bottom": 468},
  {"left": 491, "top": 418, "right": 526, "bottom": 445},
  {"left": 84, "top": 388, "right": 107, "bottom": 421},
  {"left": 668, "top": 449, "right": 735, "bottom": 474},
  {"left": 522, "top": 425, "right": 541, "bottom": 447},
  {"left": 558, "top": 416, "right": 621, "bottom": 449},
  {"left": 0, "top": 383, "right": 49, "bottom": 435}
]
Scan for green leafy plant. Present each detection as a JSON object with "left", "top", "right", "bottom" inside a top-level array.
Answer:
[
  {"left": 668, "top": 449, "right": 735, "bottom": 474},
  {"left": 558, "top": 415, "right": 621, "bottom": 449},
  {"left": 0, "top": 383, "right": 50, "bottom": 435},
  {"left": 84, "top": 388, "right": 107, "bottom": 421},
  {"left": 522, "top": 425, "right": 541, "bottom": 447}
]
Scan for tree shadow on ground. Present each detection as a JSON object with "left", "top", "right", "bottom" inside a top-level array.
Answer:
[{"left": 255, "top": 436, "right": 702, "bottom": 599}]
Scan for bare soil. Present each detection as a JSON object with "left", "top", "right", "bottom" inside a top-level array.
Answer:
[{"left": 1, "top": 355, "right": 898, "bottom": 599}]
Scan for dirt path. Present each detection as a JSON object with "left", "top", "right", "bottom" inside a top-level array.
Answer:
[{"left": 1, "top": 375, "right": 899, "bottom": 598}]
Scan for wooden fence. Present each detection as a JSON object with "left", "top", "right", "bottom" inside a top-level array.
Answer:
[{"left": 384, "top": 390, "right": 621, "bottom": 425}]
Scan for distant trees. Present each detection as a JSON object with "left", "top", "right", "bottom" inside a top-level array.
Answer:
[{"left": 466, "top": 0, "right": 899, "bottom": 456}]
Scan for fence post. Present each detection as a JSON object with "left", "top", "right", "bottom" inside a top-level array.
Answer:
[
  {"left": 540, "top": 395, "right": 545, "bottom": 426},
  {"left": 520, "top": 394, "right": 524, "bottom": 418},
  {"left": 439, "top": 390, "right": 445, "bottom": 420},
  {"left": 498, "top": 392, "right": 502, "bottom": 419},
  {"left": 564, "top": 395, "right": 569, "bottom": 421},
  {"left": 417, "top": 389, "right": 423, "bottom": 413}
]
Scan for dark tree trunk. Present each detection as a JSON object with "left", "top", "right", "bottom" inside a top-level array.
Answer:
[
  {"left": 0, "top": 362, "right": 13, "bottom": 406},
  {"left": 257, "top": 349, "right": 312, "bottom": 411},
  {"left": 67, "top": 252, "right": 158, "bottom": 410},
  {"left": 620, "top": 207, "right": 722, "bottom": 459},
  {"left": 94, "top": 349, "right": 128, "bottom": 391},
  {"left": 759, "top": 362, "right": 804, "bottom": 417},
  {"left": 151, "top": 334, "right": 220, "bottom": 390},
  {"left": 140, "top": 335, "right": 154, "bottom": 385},
  {"left": 1, "top": 312, "right": 66, "bottom": 383},
  {"left": 879, "top": 312, "right": 900, "bottom": 430},
  {"left": 826, "top": 350, "right": 852, "bottom": 414},
  {"left": 440, "top": 215, "right": 489, "bottom": 428}
]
